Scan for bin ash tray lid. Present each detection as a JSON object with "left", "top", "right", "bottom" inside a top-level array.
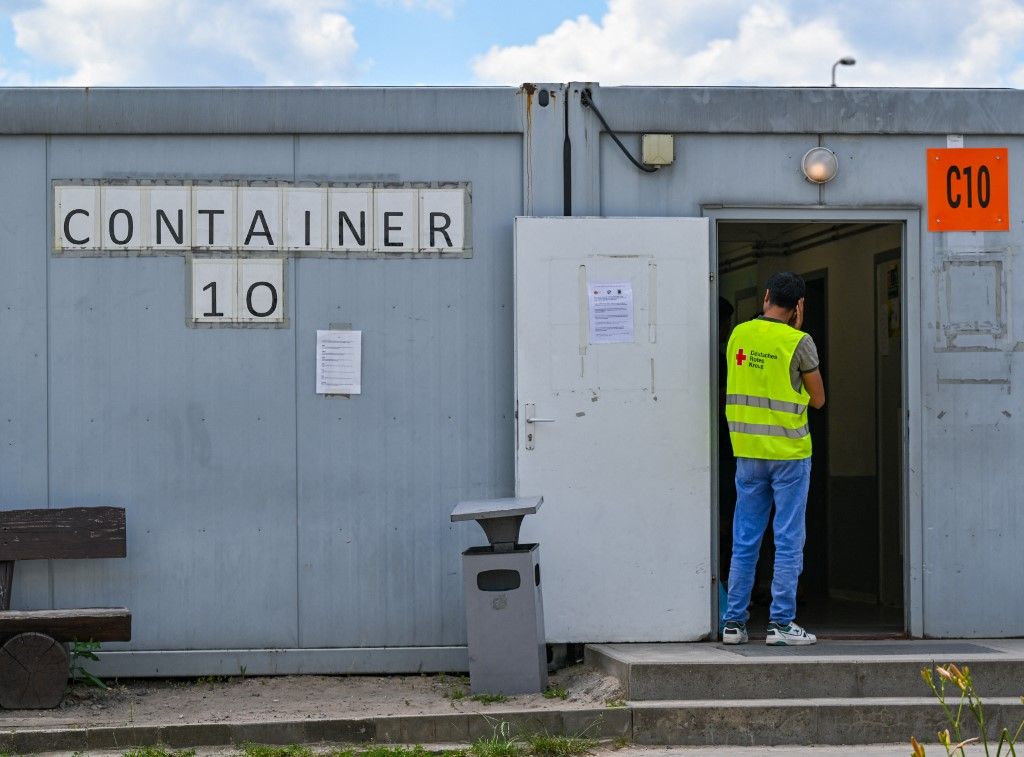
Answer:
[{"left": 451, "top": 496, "right": 543, "bottom": 552}]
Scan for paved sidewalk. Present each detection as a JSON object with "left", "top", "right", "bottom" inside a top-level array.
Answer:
[{"left": 611, "top": 748, "right": 918, "bottom": 756}]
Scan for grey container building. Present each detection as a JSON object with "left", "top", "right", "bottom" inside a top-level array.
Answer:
[{"left": 0, "top": 85, "right": 1020, "bottom": 675}]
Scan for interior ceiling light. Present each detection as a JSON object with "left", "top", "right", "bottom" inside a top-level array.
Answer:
[{"left": 801, "top": 147, "right": 839, "bottom": 184}]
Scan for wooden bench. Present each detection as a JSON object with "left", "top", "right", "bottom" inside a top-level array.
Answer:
[{"left": 0, "top": 506, "right": 131, "bottom": 709}]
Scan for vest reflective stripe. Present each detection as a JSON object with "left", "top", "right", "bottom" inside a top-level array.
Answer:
[
  {"left": 725, "top": 393, "right": 807, "bottom": 415},
  {"left": 725, "top": 318, "right": 812, "bottom": 460},
  {"left": 728, "top": 420, "right": 810, "bottom": 439}
]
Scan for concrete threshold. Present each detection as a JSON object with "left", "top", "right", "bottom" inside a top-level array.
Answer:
[{"left": 588, "top": 639, "right": 1024, "bottom": 700}]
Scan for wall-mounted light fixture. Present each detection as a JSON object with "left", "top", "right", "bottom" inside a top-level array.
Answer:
[{"left": 801, "top": 147, "right": 839, "bottom": 184}]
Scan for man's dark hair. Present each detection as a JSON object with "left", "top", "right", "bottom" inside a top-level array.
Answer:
[{"left": 765, "top": 271, "right": 806, "bottom": 310}]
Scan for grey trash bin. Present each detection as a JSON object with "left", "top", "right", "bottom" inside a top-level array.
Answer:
[{"left": 451, "top": 496, "right": 547, "bottom": 695}]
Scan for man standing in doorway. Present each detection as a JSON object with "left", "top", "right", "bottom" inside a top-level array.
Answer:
[{"left": 722, "top": 271, "right": 826, "bottom": 646}]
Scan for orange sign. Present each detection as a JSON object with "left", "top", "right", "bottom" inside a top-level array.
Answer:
[{"left": 927, "top": 148, "right": 1009, "bottom": 232}]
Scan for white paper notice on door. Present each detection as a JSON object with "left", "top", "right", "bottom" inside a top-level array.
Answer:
[
  {"left": 588, "top": 281, "right": 634, "bottom": 344},
  {"left": 316, "top": 330, "right": 362, "bottom": 394}
]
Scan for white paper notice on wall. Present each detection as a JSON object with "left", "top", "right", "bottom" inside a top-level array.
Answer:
[
  {"left": 316, "top": 330, "right": 362, "bottom": 395},
  {"left": 588, "top": 281, "right": 634, "bottom": 344}
]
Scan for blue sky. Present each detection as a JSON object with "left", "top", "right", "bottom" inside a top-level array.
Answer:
[
  {"left": 347, "top": 1, "right": 607, "bottom": 84},
  {"left": 0, "top": 0, "right": 1022, "bottom": 88}
]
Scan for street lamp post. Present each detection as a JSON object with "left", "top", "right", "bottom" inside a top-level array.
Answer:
[{"left": 831, "top": 57, "right": 856, "bottom": 87}]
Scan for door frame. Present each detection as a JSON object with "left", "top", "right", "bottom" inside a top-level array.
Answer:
[
  {"left": 874, "top": 247, "right": 903, "bottom": 610},
  {"left": 703, "top": 205, "right": 923, "bottom": 639}
]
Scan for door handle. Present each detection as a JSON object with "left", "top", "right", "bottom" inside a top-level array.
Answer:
[{"left": 523, "top": 403, "right": 554, "bottom": 451}]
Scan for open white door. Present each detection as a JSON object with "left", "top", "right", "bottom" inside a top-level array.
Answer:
[{"left": 515, "top": 217, "right": 711, "bottom": 642}]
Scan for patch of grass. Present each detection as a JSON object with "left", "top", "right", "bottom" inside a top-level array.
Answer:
[
  {"left": 438, "top": 673, "right": 469, "bottom": 701},
  {"left": 470, "top": 693, "right": 509, "bottom": 705},
  {"left": 196, "top": 674, "right": 229, "bottom": 684},
  {"left": 69, "top": 640, "right": 108, "bottom": 690},
  {"left": 603, "top": 697, "right": 626, "bottom": 708},
  {"left": 356, "top": 747, "right": 467, "bottom": 757},
  {"left": 524, "top": 734, "right": 597, "bottom": 757},
  {"left": 610, "top": 736, "right": 631, "bottom": 750},
  {"left": 470, "top": 722, "right": 526, "bottom": 757},
  {"left": 122, "top": 748, "right": 196, "bottom": 757},
  {"left": 543, "top": 686, "right": 568, "bottom": 700},
  {"left": 241, "top": 744, "right": 313, "bottom": 757},
  {"left": 359, "top": 748, "right": 421, "bottom": 757}
]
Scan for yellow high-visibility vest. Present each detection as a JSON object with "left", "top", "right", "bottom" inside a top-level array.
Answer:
[{"left": 725, "top": 319, "right": 812, "bottom": 460}]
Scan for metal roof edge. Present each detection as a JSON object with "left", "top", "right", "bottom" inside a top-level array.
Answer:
[
  {"left": 578, "top": 85, "right": 1024, "bottom": 135},
  {"left": 0, "top": 87, "right": 524, "bottom": 135}
]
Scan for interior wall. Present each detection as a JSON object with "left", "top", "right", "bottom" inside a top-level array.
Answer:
[
  {"left": 720, "top": 224, "right": 901, "bottom": 477},
  {"left": 760, "top": 225, "right": 900, "bottom": 477}
]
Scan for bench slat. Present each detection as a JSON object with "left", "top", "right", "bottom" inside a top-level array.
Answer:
[
  {"left": 0, "top": 608, "right": 131, "bottom": 642},
  {"left": 0, "top": 507, "right": 126, "bottom": 561}
]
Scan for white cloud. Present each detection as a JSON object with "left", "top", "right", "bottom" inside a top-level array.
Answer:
[
  {"left": 472, "top": 0, "right": 1024, "bottom": 88},
  {"left": 9, "top": 0, "right": 359, "bottom": 85}
]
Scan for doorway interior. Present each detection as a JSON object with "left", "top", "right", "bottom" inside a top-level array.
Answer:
[{"left": 716, "top": 220, "right": 905, "bottom": 638}]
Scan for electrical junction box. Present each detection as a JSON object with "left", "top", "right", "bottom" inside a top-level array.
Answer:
[{"left": 641, "top": 134, "right": 674, "bottom": 166}]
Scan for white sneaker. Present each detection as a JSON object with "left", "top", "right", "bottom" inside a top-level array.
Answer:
[
  {"left": 722, "top": 621, "right": 748, "bottom": 645},
  {"left": 766, "top": 621, "right": 816, "bottom": 646}
]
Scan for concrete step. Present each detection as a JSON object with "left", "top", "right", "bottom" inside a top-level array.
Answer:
[
  {"left": 587, "top": 640, "right": 1024, "bottom": 700},
  {"left": 629, "top": 697, "right": 1024, "bottom": 746}
]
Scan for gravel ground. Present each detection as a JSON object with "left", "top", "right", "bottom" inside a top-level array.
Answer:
[{"left": 2, "top": 665, "right": 623, "bottom": 731}]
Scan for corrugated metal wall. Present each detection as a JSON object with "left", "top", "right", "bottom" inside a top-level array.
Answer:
[
  {"left": 582, "top": 85, "right": 1024, "bottom": 638},
  {"left": 3, "top": 86, "right": 1023, "bottom": 674},
  {"left": 1, "top": 90, "right": 532, "bottom": 673}
]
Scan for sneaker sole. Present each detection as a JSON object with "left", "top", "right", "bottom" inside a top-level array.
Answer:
[
  {"left": 722, "top": 636, "right": 748, "bottom": 645},
  {"left": 766, "top": 637, "right": 816, "bottom": 646}
]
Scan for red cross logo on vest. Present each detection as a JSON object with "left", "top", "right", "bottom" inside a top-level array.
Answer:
[{"left": 735, "top": 349, "right": 747, "bottom": 366}]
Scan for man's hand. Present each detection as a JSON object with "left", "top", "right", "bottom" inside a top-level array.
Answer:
[{"left": 802, "top": 368, "right": 826, "bottom": 409}]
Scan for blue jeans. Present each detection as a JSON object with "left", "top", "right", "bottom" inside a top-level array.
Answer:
[{"left": 724, "top": 456, "right": 812, "bottom": 626}]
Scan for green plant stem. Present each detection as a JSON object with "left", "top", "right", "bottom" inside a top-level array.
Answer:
[
  {"left": 930, "top": 677, "right": 963, "bottom": 748},
  {"left": 971, "top": 691, "right": 990, "bottom": 756},
  {"left": 1012, "top": 716, "right": 1024, "bottom": 747},
  {"left": 995, "top": 728, "right": 1013, "bottom": 757}
]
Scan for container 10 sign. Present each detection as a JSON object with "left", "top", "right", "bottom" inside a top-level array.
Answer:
[{"left": 927, "top": 148, "right": 1009, "bottom": 232}]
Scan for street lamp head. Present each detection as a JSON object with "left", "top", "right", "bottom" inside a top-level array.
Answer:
[{"left": 831, "top": 56, "right": 857, "bottom": 86}]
